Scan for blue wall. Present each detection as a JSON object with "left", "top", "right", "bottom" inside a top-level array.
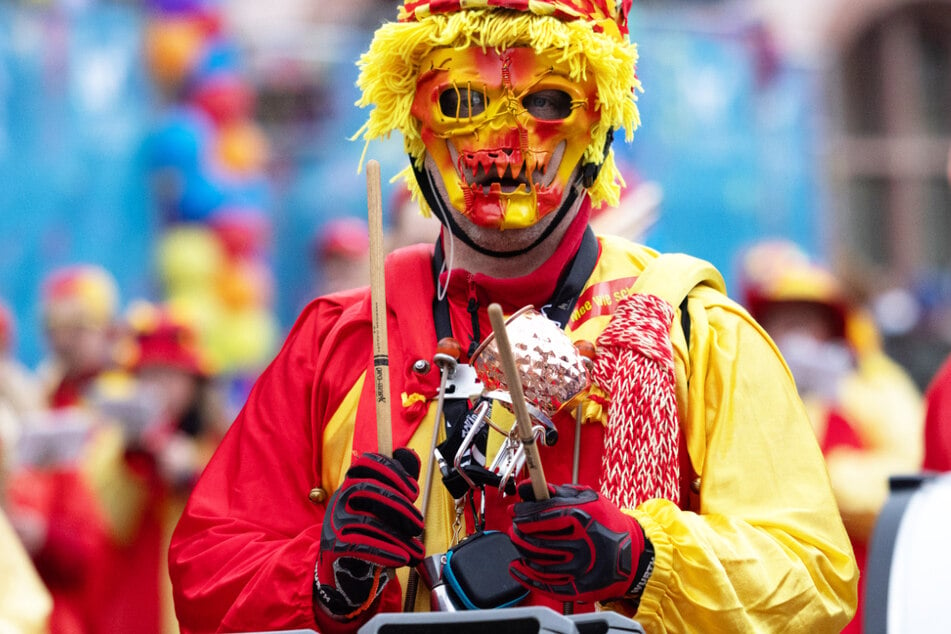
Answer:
[{"left": 0, "top": 5, "right": 156, "bottom": 367}]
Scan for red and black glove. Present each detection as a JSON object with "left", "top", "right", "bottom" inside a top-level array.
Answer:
[
  {"left": 508, "top": 482, "right": 654, "bottom": 604},
  {"left": 314, "top": 449, "right": 424, "bottom": 620}
]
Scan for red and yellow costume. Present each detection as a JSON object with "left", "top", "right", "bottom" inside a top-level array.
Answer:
[
  {"left": 170, "top": 207, "right": 856, "bottom": 632},
  {"left": 5, "top": 266, "right": 124, "bottom": 634},
  {"left": 171, "top": 2, "right": 856, "bottom": 632}
]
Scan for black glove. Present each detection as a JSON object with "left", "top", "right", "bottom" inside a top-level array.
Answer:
[
  {"left": 314, "top": 449, "right": 424, "bottom": 619},
  {"left": 508, "top": 481, "right": 653, "bottom": 604}
]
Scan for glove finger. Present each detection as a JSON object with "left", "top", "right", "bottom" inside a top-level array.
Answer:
[
  {"left": 347, "top": 453, "right": 420, "bottom": 501},
  {"left": 344, "top": 484, "right": 424, "bottom": 538},
  {"left": 393, "top": 447, "right": 421, "bottom": 480},
  {"left": 515, "top": 479, "right": 558, "bottom": 503},
  {"left": 510, "top": 483, "right": 597, "bottom": 517},
  {"left": 336, "top": 523, "right": 424, "bottom": 567},
  {"left": 511, "top": 511, "right": 583, "bottom": 538},
  {"left": 509, "top": 528, "right": 572, "bottom": 564},
  {"left": 510, "top": 559, "right": 574, "bottom": 595}
]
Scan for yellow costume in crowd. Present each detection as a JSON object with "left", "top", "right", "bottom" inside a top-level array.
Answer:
[{"left": 0, "top": 507, "right": 52, "bottom": 634}]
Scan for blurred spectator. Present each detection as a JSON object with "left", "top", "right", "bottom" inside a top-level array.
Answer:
[
  {"left": 589, "top": 167, "right": 662, "bottom": 242},
  {"left": 923, "top": 356, "right": 951, "bottom": 472},
  {"left": 99, "top": 301, "right": 227, "bottom": 634},
  {"left": 385, "top": 186, "right": 441, "bottom": 253},
  {"left": 36, "top": 265, "right": 120, "bottom": 409},
  {"left": 0, "top": 505, "right": 52, "bottom": 634},
  {"left": 5, "top": 264, "right": 135, "bottom": 634},
  {"left": 741, "top": 239, "right": 924, "bottom": 634},
  {"left": 0, "top": 301, "right": 43, "bottom": 486},
  {"left": 312, "top": 216, "right": 371, "bottom": 295}
]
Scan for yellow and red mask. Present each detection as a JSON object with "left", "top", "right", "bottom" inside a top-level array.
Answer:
[
  {"left": 355, "top": 4, "right": 642, "bottom": 230},
  {"left": 412, "top": 46, "right": 600, "bottom": 229}
]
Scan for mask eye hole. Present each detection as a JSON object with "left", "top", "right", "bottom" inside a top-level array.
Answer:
[
  {"left": 439, "top": 87, "right": 488, "bottom": 118},
  {"left": 522, "top": 89, "right": 573, "bottom": 120}
]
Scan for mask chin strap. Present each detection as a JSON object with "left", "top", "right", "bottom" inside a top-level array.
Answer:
[{"left": 410, "top": 128, "right": 616, "bottom": 259}]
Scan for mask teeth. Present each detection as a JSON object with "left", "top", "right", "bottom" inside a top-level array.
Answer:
[
  {"left": 510, "top": 160, "right": 523, "bottom": 180},
  {"left": 538, "top": 152, "right": 551, "bottom": 176},
  {"left": 479, "top": 155, "right": 494, "bottom": 178},
  {"left": 495, "top": 162, "right": 507, "bottom": 179}
]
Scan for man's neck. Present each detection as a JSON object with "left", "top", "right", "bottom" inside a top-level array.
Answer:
[{"left": 439, "top": 195, "right": 586, "bottom": 279}]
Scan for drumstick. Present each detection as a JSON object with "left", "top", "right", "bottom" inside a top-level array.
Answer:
[
  {"left": 366, "top": 159, "right": 392, "bottom": 457},
  {"left": 487, "top": 303, "right": 549, "bottom": 501}
]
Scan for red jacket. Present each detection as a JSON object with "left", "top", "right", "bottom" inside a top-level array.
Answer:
[{"left": 924, "top": 356, "right": 951, "bottom": 472}]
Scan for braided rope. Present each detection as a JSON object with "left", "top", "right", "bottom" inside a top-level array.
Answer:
[{"left": 593, "top": 293, "right": 681, "bottom": 509}]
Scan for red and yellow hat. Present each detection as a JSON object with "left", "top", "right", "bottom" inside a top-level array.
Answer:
[
  {"left": 123, "top": 301, "right": 211, "bottom": 378},
  {"left": 42, "top": 265, "right": 119, "bottom": 330},
  {"left": 398, "top": 0, "right": 633, "bottom": 36}
]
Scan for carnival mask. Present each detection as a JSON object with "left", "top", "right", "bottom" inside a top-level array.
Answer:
[{"left": 411, "top": 46, "right": 600, "bottom": 230}]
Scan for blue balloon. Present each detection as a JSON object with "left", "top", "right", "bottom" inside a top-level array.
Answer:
[
  {"left": 148, "top": 108, "right": 212, "bottom": 171},
  {"left": 147, "top": 0, "right": 206, "bottom": 14},
  {"left": 175, "top": 169, "right": 228, "bottom": 223},
  {"left": 188, "top": 37, "right": 241, "bottom": 86}
]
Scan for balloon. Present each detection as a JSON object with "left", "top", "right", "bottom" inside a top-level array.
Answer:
[
  {"left": 218, "top": 258, "right": 274, "bottom": 309},
  {"left": 166, "top": 289, "right": 227, "bottom": 375},
  {"left": 207, "top": 307, "right": 279, "bottom": 373},
  {"left": 156, "top": 225, "right": 227, "bottom": 295},
  {"left": 188, "top": 37, "right": 242, "bottom": 85},
  {"left": 214, "top": 121, "right": 269, "bottom": 176},
  {"left": 144, "top": 17, "right": 208, "bottom": 90},
  {"left": 148, "top": 107, "right": 212, "bottom": 170},
  {"left": 191, "top": 73, "right": 254, "bottom": 126},
  {"left": 148, "top": 0, "right": 203, "bottom": 13},
  {"left": 208, "top": 208, "right": 271, "bottom": 258},
  {"left": 175, "top": 168, "right": 229, "bottom": 222}
]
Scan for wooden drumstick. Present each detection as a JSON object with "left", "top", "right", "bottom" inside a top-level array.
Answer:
[
  {"left": 366, "top": 159, "right": 392, "bottom": 457},
  {"left": 487, "top": 303, "right": 549, "bottom": 501}
]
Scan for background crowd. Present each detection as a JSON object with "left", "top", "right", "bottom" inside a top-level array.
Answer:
[{"left": 0, "top": 0, "right": 949, "bottom": 632}]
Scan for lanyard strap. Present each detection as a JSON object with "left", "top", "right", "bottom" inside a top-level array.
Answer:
[{"left": 431, "top": 224, "right": 599, "bottom": 345}]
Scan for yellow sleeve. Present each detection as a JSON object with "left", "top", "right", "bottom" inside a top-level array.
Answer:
[
  {"left": 0, "top": 508, "right": 52, "bottom": 634},
  {"left": 628, "top": 288, "right": 858, "bottom": 632}
]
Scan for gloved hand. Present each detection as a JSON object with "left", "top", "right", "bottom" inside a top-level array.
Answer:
[
  {"left": 508, "top": 481, "right": 653, "bottom": 604},
  {"left": 314, "top": 448, "right": 425, "bottom": 620}
]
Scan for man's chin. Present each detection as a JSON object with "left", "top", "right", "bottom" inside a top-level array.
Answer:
[{"left": 450, "top": 207, "right": 558, "bottom": 255}]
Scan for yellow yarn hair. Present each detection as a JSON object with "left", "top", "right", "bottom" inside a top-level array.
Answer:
[{"left": 354, "top": 9, "right": 641, "bottom": 213}]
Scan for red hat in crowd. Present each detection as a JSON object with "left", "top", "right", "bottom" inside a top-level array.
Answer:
[
  {"left": 0, "top": 301, "right": 12, "bottom": 354},
  {"left": 125, "top": 302, "right": 209, "bottom": 378},
  {"left": 740, "top": 240, "right": 850, "bottom": 340},
  {"left": 313, "top": 217, "right": 370, "bottom": 263}
]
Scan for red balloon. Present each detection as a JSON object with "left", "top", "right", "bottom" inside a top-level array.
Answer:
[
  {"left": 191, "top": 74, "right": 254, "bottom": 126},
  {"left": 208, "top": 208, "right": 271, "bottom": 258}
]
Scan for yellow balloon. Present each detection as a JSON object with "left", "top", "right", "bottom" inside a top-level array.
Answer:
[
  {"left": 144, "top": 17, "right": 207, "bottom": 90},
  {"left": 166, "top": 290, "right": 227, "bottom": 375},
  {"left": 208, "top": 307, "right": 278, "bottom": 374},
  {"left": 157, "top": 225, "right": 227, "bottom": 295},
  {"left": 218, "top": 258, "right": 274, "bottom": 310},
  {"left": 215, "top": 121, "right": 270, "bottom": 176}
]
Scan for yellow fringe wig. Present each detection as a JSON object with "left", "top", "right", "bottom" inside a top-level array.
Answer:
[{"left": 353, "top": 9, "right": 642, "bottom": 214}]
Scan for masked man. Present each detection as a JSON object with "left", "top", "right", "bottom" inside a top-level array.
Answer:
[{"left": 169, "top": 2, "right": 858, "bottom": 632}]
